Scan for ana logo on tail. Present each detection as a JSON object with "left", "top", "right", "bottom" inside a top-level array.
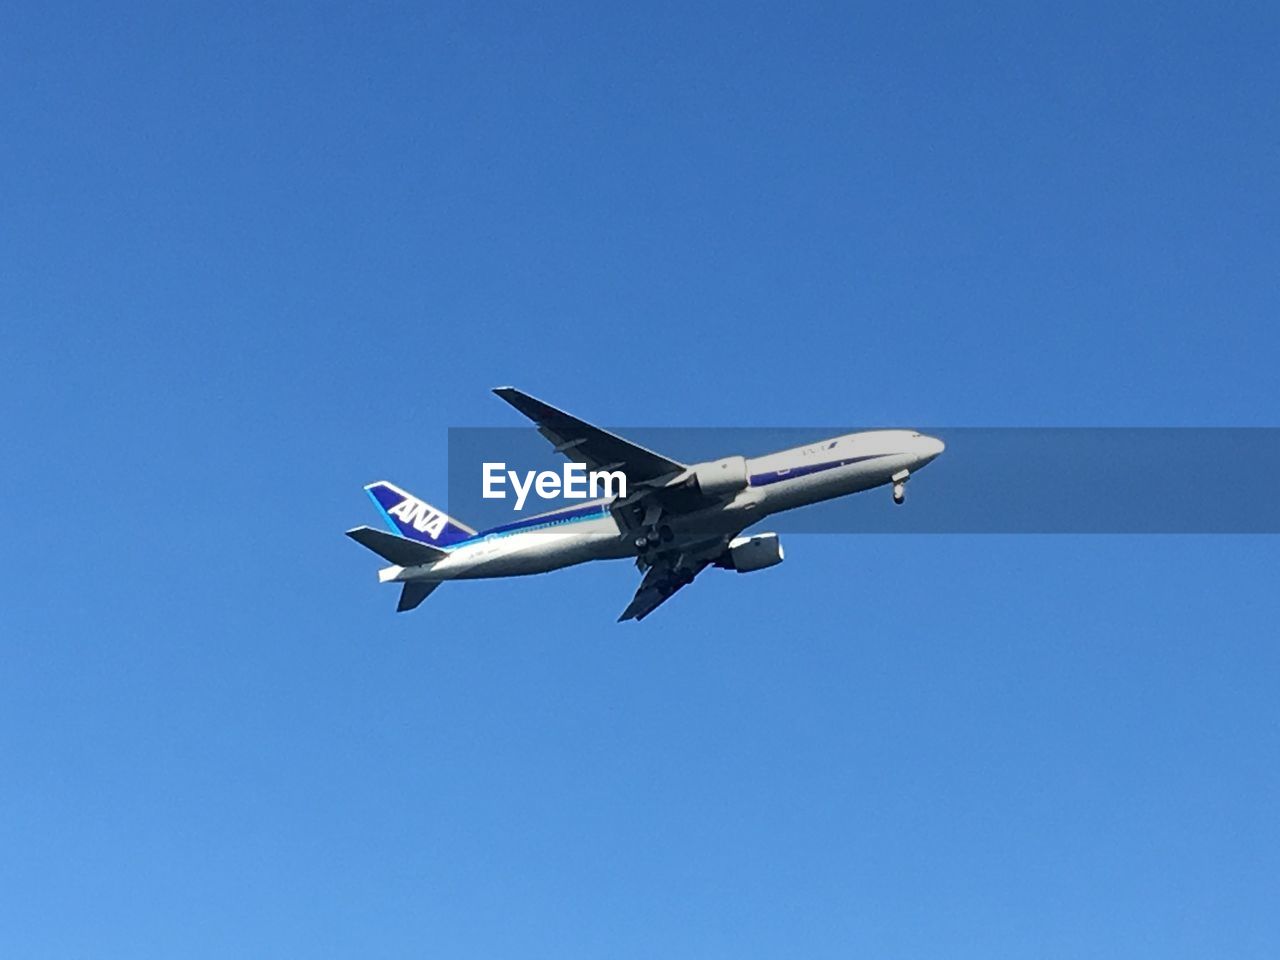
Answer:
[
  {"left": 387, "top": 497, "right": 449, "bottom": 539},
  {"left": 365, "top": 481, "right": 477, "bottom": 547}
]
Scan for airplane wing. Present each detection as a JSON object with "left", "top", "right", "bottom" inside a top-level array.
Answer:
[
  {"left": 616, "top": 536, "right": 734, "bottom": 622},
  {"left": 618, "top": 560, "right": 710, "bottom": 622},
  {"left": 493, "top": 386, "right": 685, "bottom": 484}
]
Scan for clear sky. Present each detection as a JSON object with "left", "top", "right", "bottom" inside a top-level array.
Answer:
[{"left": 3, "top": 2, "right": 1278, "bottom": 957}]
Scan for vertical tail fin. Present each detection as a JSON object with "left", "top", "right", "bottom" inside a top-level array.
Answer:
[{"left": 364, "top": 481, "right": 477, "bottom": 548}]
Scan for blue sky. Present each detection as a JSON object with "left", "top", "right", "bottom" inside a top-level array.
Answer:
[{"left": 2, "top": 2, "right": 1278, "bottom": 957}]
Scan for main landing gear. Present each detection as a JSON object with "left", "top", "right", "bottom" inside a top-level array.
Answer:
[
  {"left": 892, "top": 469, "right": 910, "bottom": 505},
  {"left": 634, "top": 524, "right": 673, "bottom": 553}
]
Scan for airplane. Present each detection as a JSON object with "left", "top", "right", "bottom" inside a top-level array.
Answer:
[{"left": 346, "top": 387, "right": 946, "bottom": 622}]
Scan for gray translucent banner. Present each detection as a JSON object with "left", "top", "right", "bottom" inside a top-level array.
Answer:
[{"left": 445, "top": 428, "right": 1280, "bottom": 534}]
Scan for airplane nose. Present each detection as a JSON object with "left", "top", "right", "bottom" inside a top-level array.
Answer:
[{"left": 920, "top": 435, "right": 945, "bottom": 462}]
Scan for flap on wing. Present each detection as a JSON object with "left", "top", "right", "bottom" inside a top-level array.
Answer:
[
  {"left": 493, "top": 386, "right": 685, "bottom": 484},
  {"left": 346, "top": 526, "right": 449, "bottom": 566}
]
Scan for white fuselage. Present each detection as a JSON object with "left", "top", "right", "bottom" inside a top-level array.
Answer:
[{"left": 379, "top": 430, "right": 945, "bottom": 585}]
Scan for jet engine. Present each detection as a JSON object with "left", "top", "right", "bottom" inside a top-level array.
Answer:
[
  {"left": 716, "top": 532, "right": 785, "bottom": 573},
  {"left": 692, "top": 455, "right": 749, "bottom": 499}
]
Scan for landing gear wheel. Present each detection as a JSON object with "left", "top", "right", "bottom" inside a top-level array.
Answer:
[{"left": 892, "top": 472, "right": 908, "bottom": 505}]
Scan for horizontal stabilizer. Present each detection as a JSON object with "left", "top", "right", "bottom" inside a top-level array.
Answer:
[
  {"left": 398, "top": 581, "right": 439, "bottom": 612},
  {"left": 345, "top": 526, "right": 447, "bottom": 566}
]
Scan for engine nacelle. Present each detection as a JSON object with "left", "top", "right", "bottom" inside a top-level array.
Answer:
[
  {"left": 692, "top": 455, "right": 749, "bottom": 499},
  {"left": 717, "top": 533, "right": 785, "bottom": 573}
]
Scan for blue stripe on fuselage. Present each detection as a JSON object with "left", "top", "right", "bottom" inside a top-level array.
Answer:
[
  {"left": 447, "top": 501, "right": 613, "bottom": 549},
  {"left": 748, "top": 453, "right": 895, "bottom": 487},
  {"left": 481, "top": 501, "right": 609, "bottom": 536}
]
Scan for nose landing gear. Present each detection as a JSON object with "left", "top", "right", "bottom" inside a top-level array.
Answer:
[{"left": 891, "top": 469, "right": 910, "bottom": 505}]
